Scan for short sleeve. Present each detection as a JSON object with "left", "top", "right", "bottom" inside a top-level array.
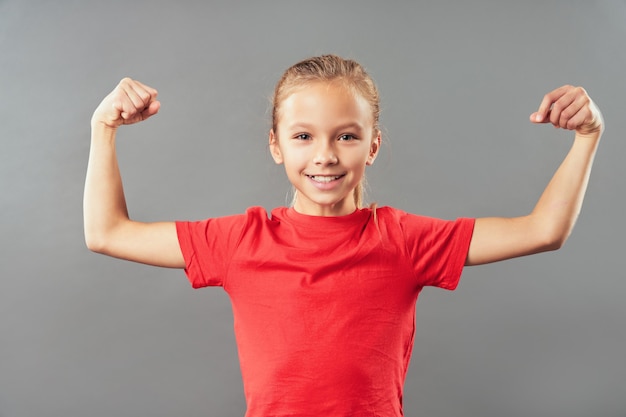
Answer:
[
  {"left": 398, "top": 212, "right": 475, "bottom": 290},
  {"left": 176, "top": 213, "right": 248, "bottom": 289}
]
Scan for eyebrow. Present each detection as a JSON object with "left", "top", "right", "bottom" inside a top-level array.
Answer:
[{"left": 286, "top": 122, "right": 365, "bottom": 131}]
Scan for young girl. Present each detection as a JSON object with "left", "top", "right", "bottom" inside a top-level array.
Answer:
[{"left": 84, "top": 55, "right": 603, "bottom": 416}]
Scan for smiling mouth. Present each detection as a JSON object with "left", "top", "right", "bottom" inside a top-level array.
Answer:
[{"left": 306, "top": 174, "right": 345, "bottom": 183}]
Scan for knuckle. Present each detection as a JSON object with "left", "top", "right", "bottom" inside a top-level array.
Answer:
[
  {"left": 575, "top": 86, "right": 589, "bottom": 99},
  {"left": 551, "top": 103, "right": 563, "bottom": 116},
  {"left": 139, "top": 91, "right": 151, "bottom": 102},
  {"left": 560, "top": 108, "right": 573, "bottom": 119}
]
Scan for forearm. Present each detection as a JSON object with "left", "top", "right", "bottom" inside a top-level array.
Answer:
[
  {"left": 467, "top": 133, "right": 601, "bottom": 266},
  {"left": 529, "top": 131, "right": 601, "bottom": 248},
  {"left": 83, "top": 123, "right": 130, "bottom": 251}
]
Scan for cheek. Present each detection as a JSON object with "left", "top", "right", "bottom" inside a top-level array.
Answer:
[
  {"left": 279, "top": 149, "right": 307, "bottom": 173},
  {"left": 348, "top": 146, "right": 374, "bottom": 166}
]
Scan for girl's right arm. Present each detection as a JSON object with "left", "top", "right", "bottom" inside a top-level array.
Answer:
[{"left": 83, "top": 78, "right": 185, "bottom": 268}]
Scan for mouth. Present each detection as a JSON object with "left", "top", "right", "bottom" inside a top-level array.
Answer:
[{"left": 305, "top": 174, "right": 345, "bottom": 183}]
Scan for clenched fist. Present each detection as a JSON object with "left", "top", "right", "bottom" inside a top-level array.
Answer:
[
  {"left": 91, "top": 78, "right": 160, "bottom": 129},
  {"left": 530, "top": 85, "right": 603, "bottom": 136}
]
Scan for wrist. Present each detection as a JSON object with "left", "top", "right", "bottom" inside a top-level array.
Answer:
[
  {"left": 90, "top": 120, "right": 119, "bottom": 144},
  {"left": 574, "top": 129, "right": 602, "bottom": 144},
  {"left": 572, "top": 131, "right": 601, "bottom": 155}
]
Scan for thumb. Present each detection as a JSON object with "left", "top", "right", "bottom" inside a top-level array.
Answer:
[
  {"left": 142, "top": 100, "right": 161, "bottom": 119},
  {"left": 530, "top": 111, "right": 550, "bottom": 124}
]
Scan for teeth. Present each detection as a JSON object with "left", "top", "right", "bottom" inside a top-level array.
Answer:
[{"left": 308, "top": 175, "right": 342, "bottom": 183}]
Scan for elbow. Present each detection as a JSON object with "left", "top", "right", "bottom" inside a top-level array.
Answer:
[
  {"left": 83, "top": 218, "right": 124, "bottom": 255},
  {"left": 84, "top": 228, "right": 113, "bottom": 255},
  {"left": 538, "top": 228, "right": 570, "bottom": 253},
  {"left": 542, "top": 237, "right": 566, "bottom": 252},
  {"left": 84, "top": 220, "right": 132, "bottom": 256},
  {"left": 84, "top": 233, "right": 106, "bottom": 254},
  {"left": 528, "top": 213, "right": 575, "bottom": 253}
]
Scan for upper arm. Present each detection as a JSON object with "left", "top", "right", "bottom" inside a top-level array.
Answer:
[
  {"left": 86, "top": 220, "right": 185, "bottom": 268},
  {"left": 465, "top": 216, "right": 561, "bottom": 266}
]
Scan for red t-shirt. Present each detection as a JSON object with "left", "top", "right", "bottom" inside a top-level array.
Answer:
[{"left": 176, "top": 206, "right": 474, "bottom": 417}]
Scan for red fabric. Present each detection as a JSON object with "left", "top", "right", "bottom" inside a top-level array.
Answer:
[{"left": 176, "top": 206, "right": 474, "bottom": 417}]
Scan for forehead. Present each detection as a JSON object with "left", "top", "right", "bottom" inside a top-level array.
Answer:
[{"left": 277, "top": 81, "right": 374, "bottom": 129}]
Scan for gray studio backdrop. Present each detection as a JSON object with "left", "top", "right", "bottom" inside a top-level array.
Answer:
[{"left": 1, "top": 1, "right": 625, "bottom": 417}]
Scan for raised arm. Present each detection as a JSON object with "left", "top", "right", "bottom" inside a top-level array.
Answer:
[
  {"left": 83, "top": 78, "right": 185, "bottom": 268},
  {"left": 466, "top": 85, "right": 603, "bottom": 266}
]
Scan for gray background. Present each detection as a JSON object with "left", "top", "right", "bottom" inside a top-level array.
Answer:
[{"left": 1, "top": 1, "right": 625, "bottom": 416}]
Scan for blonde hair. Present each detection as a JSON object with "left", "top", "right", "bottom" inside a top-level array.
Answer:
[{"left": 271, "top": 54, "right": 380, "bottom": 209}]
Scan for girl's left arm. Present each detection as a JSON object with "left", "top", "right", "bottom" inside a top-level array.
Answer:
[{"left": 466, "top": 85, "right": 604, "bottom": 266}]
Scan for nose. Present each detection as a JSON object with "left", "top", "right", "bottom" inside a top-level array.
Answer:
[{"left": 313, "top": 141, "right": 338, "bottom": 165}]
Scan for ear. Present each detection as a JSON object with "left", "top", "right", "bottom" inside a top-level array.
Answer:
[
  {"left": 269, "top": 129, "right": 283, "bottom": 164},
  {"left": 366, "top": 130, "right": 381, "bottom": 166}
]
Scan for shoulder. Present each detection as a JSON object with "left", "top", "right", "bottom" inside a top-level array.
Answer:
[
  {"left": 245, "top": 206, "right": 271, "bottom": 219},
  {"left": 177, "top": 206, "right": 273, "bottom": 237},
  {"left": 373, "top": 206, "right": 474, "bottom": 236},
  {"left": 375, "top": 205, "right": 471, "bottom": 223},
  {"left": 208, "top": 206, "right": 272, "bottom": 224},
  {"left": 371, "top": 205, "right": 429, "bottom": 225}
]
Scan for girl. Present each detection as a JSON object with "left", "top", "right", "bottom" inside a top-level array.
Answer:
[{"left": 84, "top": 55, "right": 603, "bottom": 417}]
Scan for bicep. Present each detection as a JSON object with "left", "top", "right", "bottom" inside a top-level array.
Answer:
[
  {"left": 465, "top": 216, "right": 557, "bottom": 266},
  {"left": 89, "top": 220, "right": 185, "bottom": 268}
]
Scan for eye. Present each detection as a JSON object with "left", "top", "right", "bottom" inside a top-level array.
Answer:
[
  {"left": 295, "top": 133, "right": 311, "bottom": 140},
  {"left": 338, "top": 134, "right": 357, "bottom": 141}
]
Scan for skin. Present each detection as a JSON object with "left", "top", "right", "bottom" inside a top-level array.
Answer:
[
  {"left": 269, "top": 81, "right": 380, "bottom": 217},
  {"left": 84, "top": 78, "right": 184, "bottom": 267},
  {"left": 84, "top": 78, "right": 603, "bottom": 268},
  {"left": 466, "top": 85, "right": 602, "bottom": 265}
]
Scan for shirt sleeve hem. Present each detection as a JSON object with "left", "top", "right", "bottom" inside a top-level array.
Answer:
[{"left": 438, "top": 217, "right": 476, "bottom": 291}]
